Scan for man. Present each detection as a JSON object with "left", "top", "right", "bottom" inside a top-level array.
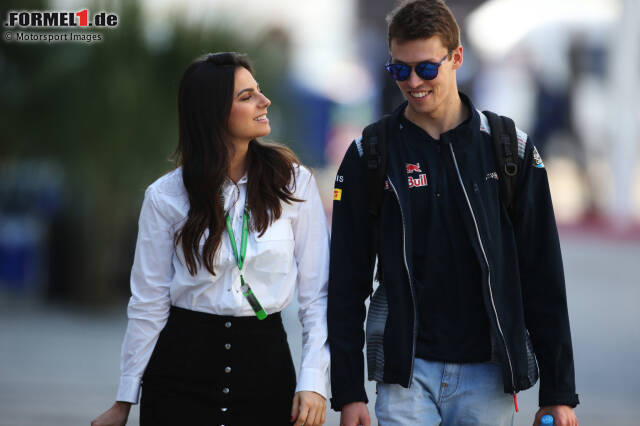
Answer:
[{"left": 327, "top": 1, "right": 579, "bottom": 425}]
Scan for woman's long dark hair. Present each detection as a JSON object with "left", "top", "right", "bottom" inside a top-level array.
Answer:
[{"left": 173, "top": 52, "right": 300, "bottom": 276}]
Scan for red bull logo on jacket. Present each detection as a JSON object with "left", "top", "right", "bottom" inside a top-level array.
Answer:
[
  {"left": 406, "top": 163, "right": 427, "bottom": 188},
  {"left": 408, "top": 174, "right": 428, "bottom": 188},
  {"left": 406, "top": 163, "right": 422, "bottom": 174}
]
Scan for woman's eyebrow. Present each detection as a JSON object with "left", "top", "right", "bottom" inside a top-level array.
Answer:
[{"left": 236, "top": 84, "right": 260, "bottom": 97}]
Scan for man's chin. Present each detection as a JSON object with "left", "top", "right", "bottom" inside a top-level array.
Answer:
[{"left": 407, "top": 100, "right": 436, "bottom": 116}]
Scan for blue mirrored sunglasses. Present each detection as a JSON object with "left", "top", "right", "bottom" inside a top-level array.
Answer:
[{"left": 385, "top": 51, "right": 453, "bottom": 81}]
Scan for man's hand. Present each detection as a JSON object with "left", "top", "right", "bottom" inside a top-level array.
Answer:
[
  {"left": 91, "top": 401, "right": 131, "bottom": 426},
  {"left": 533, "top": 405, "right": 578, "bottom": 426},
  {"left": 340, "top": 401, "right": 370, "bottom": 426},
  {"left": 291, "top": 390, "right": 326, "bottom": 426}
]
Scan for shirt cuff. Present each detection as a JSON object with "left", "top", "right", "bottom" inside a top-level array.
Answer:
[
  {"left": 295, "top": 367, "right": 329, "bottom": 400},
  {"left": 116, "top": 375, "right": 142, "bottom": 404}
]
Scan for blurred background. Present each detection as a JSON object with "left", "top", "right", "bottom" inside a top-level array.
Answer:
[{"left": 1, "top": 0, "right": 638, "bottom": 425}]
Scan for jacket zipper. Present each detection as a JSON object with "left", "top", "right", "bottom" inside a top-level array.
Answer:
[
  {"left": 448, "top": 144, "right": 517, "bottom": 393},
  {"left": 387, "top": 176, "right": 418, "bottom": 386}
]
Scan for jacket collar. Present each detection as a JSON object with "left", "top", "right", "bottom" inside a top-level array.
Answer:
[{"left": 396, "top": 92, "right": 480, "bottom": 150}]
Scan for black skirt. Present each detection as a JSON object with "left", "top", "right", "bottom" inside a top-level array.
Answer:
[{"left": 140, "top": 306, "right": 296, "bottom": 425}]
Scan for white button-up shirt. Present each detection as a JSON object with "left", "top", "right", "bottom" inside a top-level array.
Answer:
[{"left": 116, "top": 165, "right": 330, "bottom": 403}]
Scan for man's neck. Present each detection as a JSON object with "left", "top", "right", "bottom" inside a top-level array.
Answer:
[{"left": 404, "top": 92, "right": 469, "bottom": 140}]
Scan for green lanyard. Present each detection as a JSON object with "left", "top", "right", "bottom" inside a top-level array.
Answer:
[
  {"left": 225, "top": 210, "right": 267, "bottom": 320},
  {"left": 225, "top": 211, "right": 249, "bottom": 271}
]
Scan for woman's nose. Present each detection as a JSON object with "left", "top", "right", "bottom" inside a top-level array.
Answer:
[{"left": 259, "top": 92, "right": 271, "bottom": 108}]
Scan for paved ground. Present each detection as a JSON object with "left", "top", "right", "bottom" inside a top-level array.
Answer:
[{"left": 1, "top": 233, "right": 639, "bottom": 426}]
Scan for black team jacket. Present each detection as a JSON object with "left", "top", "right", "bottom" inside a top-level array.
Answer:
[{"left": 327, "top": 97, "right": 579, "bottom": 411}]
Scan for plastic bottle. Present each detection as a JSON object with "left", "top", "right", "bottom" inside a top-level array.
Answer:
[{"left": 541, "top": 414, "right": 554, "bottom": 425}]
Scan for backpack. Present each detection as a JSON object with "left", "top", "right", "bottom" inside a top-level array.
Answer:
[{"left": 361, "top": 111, "right": 520, "bottom": 280}]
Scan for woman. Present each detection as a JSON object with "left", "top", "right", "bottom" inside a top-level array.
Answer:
[{"left": 91, "top": 52, "right": 329, "bottom": 426}]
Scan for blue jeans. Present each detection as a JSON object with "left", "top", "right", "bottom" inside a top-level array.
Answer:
[{"left": 375, "top": 359, "right": 515, "bottom": 426}]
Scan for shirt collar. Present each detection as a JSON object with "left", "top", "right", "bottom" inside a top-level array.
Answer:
[
  {"left": 221, "top": 172, "right": 248, "bottom": 211},
  {"left": 223, "top": 172, "right": 248, "bottom": 189}
]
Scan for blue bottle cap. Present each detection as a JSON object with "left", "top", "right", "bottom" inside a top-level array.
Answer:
[{"left": 541, "top": 414, "right": 554, "bottom": 425}]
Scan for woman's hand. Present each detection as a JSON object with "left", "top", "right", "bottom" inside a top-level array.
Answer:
[
  {"left": 291, "top": 390, "right": 326, "bottom": 426},
  {"left": 91, "top": 401, "right": 131, "bottom": 426}
]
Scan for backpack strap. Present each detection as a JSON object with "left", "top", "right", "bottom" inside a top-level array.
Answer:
[
  {"left": 362, "top": 116, "right": 390, "bottom": 219},
  {"left": 483, "top": 110, "right": 519, "bottom": 217},
  {"left": 361, "top": 115, "right": 390, "bottom": 282}
]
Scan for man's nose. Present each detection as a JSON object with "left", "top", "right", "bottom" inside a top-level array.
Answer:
[{"left": 406, "top": 68, "right": 423, "bottom": 88}]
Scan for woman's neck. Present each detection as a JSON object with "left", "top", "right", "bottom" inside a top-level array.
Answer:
[{"left": 228, "top": 141, "right": 250, "bottom": 183}]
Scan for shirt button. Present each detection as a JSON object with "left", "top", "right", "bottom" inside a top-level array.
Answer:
[
  {"left": 225, "top": 321, "right": 232, "bottom": 328},
  {"left": 224, "top": 366, "right": 231, "bottom": 373},
  {"left": 224, "top": 343, "right": 231, "bottom": 350},
  {"left": 222, "top": 387, "right": 230, "bottom": 394},
  {"left": 436, "top": 193, "right": 441, "bottom": 198}
]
